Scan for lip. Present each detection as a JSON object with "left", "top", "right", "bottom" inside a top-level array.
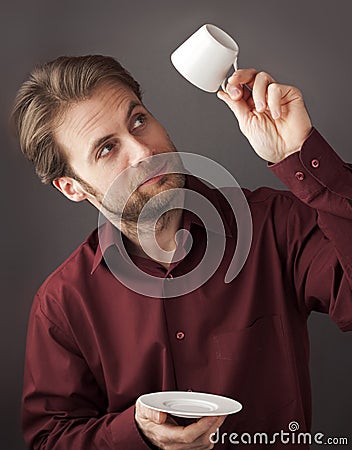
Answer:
[{"left": 138, "top": 162, "right": 169, "bottom": 187}]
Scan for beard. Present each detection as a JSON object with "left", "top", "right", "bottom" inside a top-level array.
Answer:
[
  {"left": 101, "top": 171, "right": 186, "bottom": 224},
  {"left": 73, "top": 148, "right": 186, "bottom": 226}
]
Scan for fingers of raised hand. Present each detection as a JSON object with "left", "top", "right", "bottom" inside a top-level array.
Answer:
[
  {"left": 251, "top": 71, "right": 276, "bottom": 112},
  {"left": 225, "top": 68, "right": 257, "bottom": 101},
  {"left": 267, "top": 83, "right": 283, "bottom": 119},
  {"left": 226, "top": 70, "right": 298, "bottom": 121},
  {"left": 228, "top": 68, "right": 258, "bottom": 88},
  {"left": 223, "top": 69, "right": 279, "bottom": 118}
]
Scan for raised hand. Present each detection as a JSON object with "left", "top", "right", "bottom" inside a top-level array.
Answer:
[{"left": 217, "top": 69, "right": 312, "bottom": 163}]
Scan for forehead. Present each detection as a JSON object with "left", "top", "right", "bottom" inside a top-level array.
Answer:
[
  {"left": 55, "top": 83, "right": 141, "bottom": 154},
  {"left": 61, "top": 83, "right": 139, "bottom": 130}
]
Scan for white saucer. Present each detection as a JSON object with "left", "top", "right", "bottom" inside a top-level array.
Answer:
[{"left": 138, "top": 391, "right": 242, "bottom": 418}]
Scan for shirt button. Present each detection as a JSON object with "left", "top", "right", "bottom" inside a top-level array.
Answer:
[
  {"left": 295, "top": 171, "right": 305, "bottom": 181},
  {"left": 187, "top": 388, "right": 193, "bottom": 392},
  {"left": 311, "top": 159, "right": 320, "bottom": 168},
  {"left": 167, "top": 273, "right": 173, "bottom": 279},
  {"left": 176, "top": 331, "right": 185, "bottom": 340}
]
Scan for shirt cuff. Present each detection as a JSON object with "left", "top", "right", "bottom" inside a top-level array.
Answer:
[
  {"left": 110, "top": 405, "right": 156, "bottom": 450},
  {"left": 269, "top": 128, "right": 352, "bottom": 202}
]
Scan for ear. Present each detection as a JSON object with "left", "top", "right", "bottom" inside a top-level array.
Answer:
[{"left": 52, "top": 177, "right": 88, "bottom": 202}]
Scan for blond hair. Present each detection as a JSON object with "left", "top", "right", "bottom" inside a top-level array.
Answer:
[{"left": 11, "top": 55, "right": 142, "bottom": 184}]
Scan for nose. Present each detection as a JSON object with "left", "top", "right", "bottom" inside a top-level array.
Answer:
[{"left": 127, "top": 136, "right": 155, "bottom": 168}]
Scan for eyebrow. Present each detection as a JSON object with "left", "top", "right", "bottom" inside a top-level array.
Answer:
[{"left": 87, "top": 100, "right": 142, "bottom": 162}]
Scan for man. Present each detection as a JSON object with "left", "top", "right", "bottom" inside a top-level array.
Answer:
[{"left": 13, "top": 55, "right": 352, "bottom": 449}]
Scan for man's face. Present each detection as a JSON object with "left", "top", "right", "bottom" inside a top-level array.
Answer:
[{"left": 54, "top": 83, "right": 185, "bottom": 223}]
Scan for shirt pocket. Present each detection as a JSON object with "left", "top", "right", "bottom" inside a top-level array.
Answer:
[{"left": 211, "top": 314, "right": 296, "bottom": 422}]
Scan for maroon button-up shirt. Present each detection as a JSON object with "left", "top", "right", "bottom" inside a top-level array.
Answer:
[{"left": 22, "top": 129, "right": 352, "bottom": 449}]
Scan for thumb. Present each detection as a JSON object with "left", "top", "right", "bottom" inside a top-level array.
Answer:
[{"left": 217, "top": 89, "right": 250, "bottom": 127}]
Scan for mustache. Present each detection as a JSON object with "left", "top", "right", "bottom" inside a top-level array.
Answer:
[
  {"left": 130, "top": 153, "right": 185, "bottom": 190},
  {"left": 100, "top": 151, "right": 185, "bottom": 211},
  {"left": 136, "top": 161, "right": 169, "bottom": 187}
]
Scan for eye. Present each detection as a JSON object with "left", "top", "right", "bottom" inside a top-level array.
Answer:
[
  {"left": 98, "top": 142, "right": 115, "bottom": 159},
  {"left": 132, "top": 113, "right": 147, "bottom": 131}
]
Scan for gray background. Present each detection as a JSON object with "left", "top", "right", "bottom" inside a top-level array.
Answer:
[{"left": 1, "top": 0, "right": 351, "bottom": 448}]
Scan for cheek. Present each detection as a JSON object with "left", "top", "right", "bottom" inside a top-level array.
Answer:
[
  {"left": 99, "top": 158, "right": 134, "bottom": 195},
  {"left": 100, "top": 169, "right": 123, "bottom": 192},
  {"left": 78, "top": 166, "right": 122, "bottom": 198},
  {"left": 152, "top": 124, "right": 175, "bottom": 151}
]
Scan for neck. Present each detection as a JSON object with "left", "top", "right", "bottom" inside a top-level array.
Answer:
[{"left": 121, "top": 208, "right": 184, "bottom": 269}]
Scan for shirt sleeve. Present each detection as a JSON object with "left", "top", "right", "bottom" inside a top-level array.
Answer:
[
  {"left": 22, "top": 294, "right": 153, "bottom": 450},
  {"left": 269, "top": 128, "right": 352, "bottom": 331}
]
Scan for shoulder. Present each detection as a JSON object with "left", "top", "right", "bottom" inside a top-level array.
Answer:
[
  {"left": 189, "top": 173, "right": 297, "bottom": 210},
  {"left": 243, "top": 186, "right": 317, "bottom": 230},
  {"left": 219, "top": 185, "right": 304, "bottom": 223},
  {"left": 36, "top": 228, "right": 99, "bottom": 300},
  {"left": 244, "top": 186, "right": 295, "bottom": 205},
  {"left": 188, "top": 175, "right": 313, "bottom": 235},
  {"left": 243, "top": 186, "right": 317, "bottom": 220},
  {"left": 30, "top": 228, "right": 100, "bottom": 331}
]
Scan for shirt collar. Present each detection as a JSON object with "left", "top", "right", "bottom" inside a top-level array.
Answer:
[
  {"left": 91, "top": 219, "right": 120, "bottom": 274},
  {"left": 91, "top": 175, "right": 234, "bottom": 274}
]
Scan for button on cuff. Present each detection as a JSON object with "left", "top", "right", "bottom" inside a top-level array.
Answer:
[
  {"left": 295, "top": 171, "right": 305, "bottom": 181},
  {"left": 311, "top": 159, "right": 320, "bottom": 168}
]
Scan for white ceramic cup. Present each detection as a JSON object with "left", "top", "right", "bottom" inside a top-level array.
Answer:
[{"left": 171, "top": 24, "right": 239, "bottom": 93}]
